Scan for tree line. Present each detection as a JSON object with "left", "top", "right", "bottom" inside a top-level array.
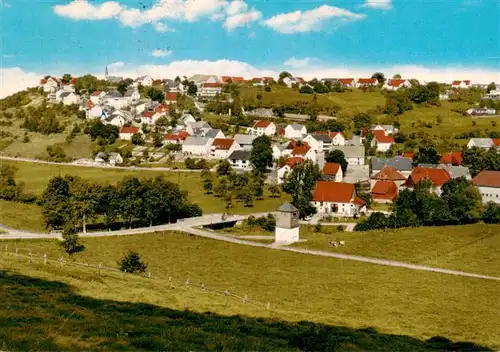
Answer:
[
  {"left": 41, "top": 174, "right": 202, "bottom": 233},
  {"left": 355, "top": 178, "right": 500, "bottom": 231}
]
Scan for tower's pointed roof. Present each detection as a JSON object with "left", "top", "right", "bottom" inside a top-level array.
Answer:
[{"left": 278, "top": 202, "right": 298, "bottom": 213}]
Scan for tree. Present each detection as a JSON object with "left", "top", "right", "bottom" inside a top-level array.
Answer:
[
  {"left": 440, "top": 177, "right": 483, "bottom": 223},
  {"left": 187, "top": 81, "right": 198, "bottom": 96},
  {"left": 61, "top": 74, "right": 72, "bottom": 84},
  {"left": 392, "top": 73, "right": 402, "bottom": 79},
  {"left": 354, "top": 212, "right": 388, "bottom": 231},
  {"left": 278, "top": 71, "right": 292, "bottom": 83},
  {"left": 325, "top": 150, "right": 348, "bottom": 173},
  {"left": 117, "top": 81, "right": 128, "bottom": 96},
  {"left": 41, "top": 176, "right": 71, "bottom": 229},
  {"left": 413, "top": 146, "right": 440, "bottom": 166},
  {"left": 60, "top": 232, "right": 85, "bottom": 256},
  {"left": 216, "top": 159, "right": 233, "bottom": 176},
  {"left": 483, "top": 202, "right": 500, "bottom": 224},
  {"left": 146, "top": 87, "right": 164, "bottom": 103},
  {"left": 282, "top": 160, "right": 321, "bottom": 219},
  {"left": 353, "top": 113, "right": 372, "bottom": 131},
  {"left": 487, "top": 82, "right": 497, "bottom": 93},
  {"left": 299, "top": 85, "right": 314, "bottom": 94},
  {"left": 119, "top": 251, "right": 147, "bottom": 273},
  {"left": 152, "top": 132, "right": 164, "bottom": 148},
  {"left": 250, "top": 135, "right": 273, "bottom": 172},
  {"left": 371, "top": 72, "right": 386, "bottom": 85},
  {"left": 131, "top": 133, "right": 145, "bottom": 145},
  {"left": 268, "top": 182, "right": 281, "bottom": 198}
]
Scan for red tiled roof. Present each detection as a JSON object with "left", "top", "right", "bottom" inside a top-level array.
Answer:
[
  {"left": 371, "top": 181, "right": 398, "bottom": 200},
  {"left": 143, "top": 111, "right": 155, "bottom": 118},
  {"left": 178, "top": 131, "right": 190, "bottom": 140},
  {"left": 212, "top": 138, "right": 234, "bottom": 150},
  {"left": 322, "top": 163, "right": 341, "bottom": 176},
  {"left": 353, "top": 197, "right": 367, "bottom": 206},
  {"left": 292, "top": 142, "right": 311, "bottom": 156},
  {"left": 405, "top": 167, "right": 451, "bottom": 187},
  {"left": 357, "top": 78, "right": 377, "bottom": 84},
  {"left": 203, "top": 83, "right": 222, "bottom": 88},
  {"left": 87, "top": 100, "right": 94, "bottom": 109},
  {"left": 263, "top": 77, "right": 274, "bottom": 81},
  {"left": 371, "top": 166, "right": 406, "bottom": 181},
  {"left": 252, "top": 77, "right": 262, "bottom": 82},
  {"left": 315, "top": 131, "right": 328, "bottom": 135},
  {"left": 372, "top": 130, "right": 395, "bottom": 143},
  {"left": 312, "top": 181, "right": 356, "bottom": 203},
  {"left": 91, "top": 90, "right": 103, "bottom": 96},
  {"left": 154, "top": 104, "right": 168, "bottom": 113},
  {"left": 164, "top": 134, "right": 181, "bottom": 141},
  {"left": 286, "top": 157, "right": 304, "bottom": 168},
  {"left": 390, "top": 79, "right": 406, "bottom": 87},
  {"left": 440, "top": 152, "right": 463, "bottom": 165},
  {"left": 464, "top": 80, "right": 471, "bottom": 85},
  {"left": 254, "top": 120, "right": 272, "bottom": 128},
  {"left": 402, "top": 152, "right": 415, "bottom": 160},
  {"left": 338, "top": 78, "right": 354, "bottom": 85},
  {"left": 492, "top": 139, "right": 500, "bottom": 147},
  {"left": 119, "top": 126, "right": 140, "bottom": 134},
  {"left": 165, "top": 92, "right": 178, "bottom": 101},
  {"left": 40, "top": 79, "right": 47, "bottom": 84},
  {"left": 232, "top": 77, "right": 244, "bottom": 83},
  {"left": 296, "top": 77, "right": 305, "bottom": 83},
  {"left": 277, "top": 127, "right": 285, "bottom": 136},
  {"left": 221, "top": 76, "right": 231, "bottom": 83},
  {"left": 472, "top": 170, "right": 500, "bottom": 188},
  {"left": 329, "top": 131, "right": 343, "bottom": 138}
]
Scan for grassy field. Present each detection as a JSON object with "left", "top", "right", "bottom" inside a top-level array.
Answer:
[
  {"left": 0, "top": 200, "right": 45, "bottom": 232},
  {"left": 0, "top": 160, "right": 287, "bottom": 231},
  {"left": 294, "top": 224, "right": 500, "bottom": 277},
  {"left": 1, "top": 231, "right": 498, "bottom": 350}
]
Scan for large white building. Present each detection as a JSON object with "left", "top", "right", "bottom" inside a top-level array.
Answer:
[
  {"left": 284, "top": 124, "right": 307, "bottom": 139},
  {"left": 182, "top": 137, "right": 212, "bottom": 156},
  {"left": 311, "top": 181, "right": 367, "bottom": 217},
  {"left": 473, "top": 170, "right": 500, "bottom": 204},
  {"left": 197, "top": 83, "right": 222, "bottom": 97}
]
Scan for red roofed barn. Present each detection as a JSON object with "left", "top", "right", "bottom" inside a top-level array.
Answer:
[{"left": 312, "top": 181, "right": 367, "bottom": 217}]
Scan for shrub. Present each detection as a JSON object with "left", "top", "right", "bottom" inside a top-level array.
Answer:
[{"left": 119, "top": 251, "right": 147, "bottom": 273}]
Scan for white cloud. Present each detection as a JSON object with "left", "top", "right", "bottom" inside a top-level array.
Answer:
[
  {"left": 53, "top": 0, "right": 122, "bottom": 20},
  {"left": 54, "top": 0, "right": 261, "bottom": 32},
  {"left": 361, "top": 0, "right": 393, "bottom": 10},
  {"left": 151, "top": 49, "right": 173, "bottom": 57},
  {"left": 0, "top": 0, "right": 12, "bottom": 8},
  {"left": 0, "top": 67, "right": 40, "bottom": 98},
  {"left": 154, "top": 22, "right": 175, "bottom": 32},
  {"left": 108, "top": 61, "right": 125, "bottom": 70},
  {"left": 284, "top": 57, "right": 312, "bottom": 68},
  {"left": 263, "top": 5, "right": 365, "bottom": 34}
]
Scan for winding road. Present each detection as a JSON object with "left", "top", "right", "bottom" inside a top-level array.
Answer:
[{"left": 1, "top": 214, "right": 499, "bottom": 282}]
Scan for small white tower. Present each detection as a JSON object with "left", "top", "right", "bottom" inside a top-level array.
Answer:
[{"left": 275, "top": 202, "right": 300, "bottom": 245}]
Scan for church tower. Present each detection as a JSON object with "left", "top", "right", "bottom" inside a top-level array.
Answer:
[
  {"left": 275, "top": 202, "right": 300, "bottom": 245},
  {"left": 105, "top": 66, "right": 109, "bottom": 80}
]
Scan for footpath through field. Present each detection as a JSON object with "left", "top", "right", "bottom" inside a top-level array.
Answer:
[{"left": 1, "top": 214, "right": 499, "bottom": 282}]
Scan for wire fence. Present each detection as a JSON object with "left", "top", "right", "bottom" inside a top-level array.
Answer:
[{"left": 0, "top": 244, "right": 273, "bottom": 311}]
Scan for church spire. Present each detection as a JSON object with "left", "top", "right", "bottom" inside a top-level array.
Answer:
[{"left": 105, "top": 66, "right": 109, "bottom": 79}]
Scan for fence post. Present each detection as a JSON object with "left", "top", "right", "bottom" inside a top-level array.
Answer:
[
  {"left": 168, "top": 276, "right": 172, "bottom": 288},
  {"left": 148, "top": 272, "right": 151, "bottom": 279},
  {"left": 43, "top": 254, "right": 48, "bottom": 265},
  {"left": 266, "top": 302, "right": 271, "bottom": 310},
  {"left": 243, "top": 294, "right": 248, "bottom": 304},
  {"left": 224, "top": 289, "right": 230, "bottom": 296},
  {"left": 201, "top": 283, "right": 205, "bottom": 291},
  {"left": 4, "top": 244, "right": 7, "bottom": 253},
  {"left": 123, "top": 269, "right": 126, "bottom": 278},
  {"left": 15, "top": 248, "right": 18, "bottom": 260},
  {"left": 98, "top": 263, "right": 102, "bottom": 276},
  {"left": 185, "top": 279, "right": 190, "bottom": 288},
  {"left": 59, "top": 257, "right": 64, "bottom": 267},
  {"left": 29, "top": 251, "right": 32, "bottom": 264}
]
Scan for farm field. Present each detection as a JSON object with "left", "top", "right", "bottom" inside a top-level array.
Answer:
[
  {"left": 0, "top": 200, "right": 45, "bottom": 232},
  {"left": 1, "top": 231, "right": 499, "bottom": 350},
  {"left": 0, "top": 160, "right": 287, "bottom": 231}
]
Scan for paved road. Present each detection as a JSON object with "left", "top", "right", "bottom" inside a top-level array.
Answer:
[{"left": 0, "top": 156, "right": 203, "bottom": 172}]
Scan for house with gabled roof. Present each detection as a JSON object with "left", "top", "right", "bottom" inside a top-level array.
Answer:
[
  {"left": 322, "top": 162, "right": 343, "bottom": 182},
  {"left": 356, "top": 78, "right": 378, "bottom": 88},
  {"left": 251, "top": 120, "right": 276, "bottom": 136},
  {"left": 277, "top": 157, "right": 304, "bottom": 184},
  {"left": 39, "top": 77, "right": 60, "bottom": 93},
  {"left": 197, "top": 82, "right": 222, "bottom": 97},
  {"left": 451, "top": 80, "right": 471, "bottom": 89},
  {"left": 89, "top": 90, "right": 106, "bottom": 105},
  {"left": 383, "top": 79, "right": 412, "bottom": 91},
  {"left": 467, "top": 138, "right": 496, "bottom": 149},
  {"left": 210, "top": 138, "right": 241, "bottom": 159},
  {"left": 133, "top": 75, "right": 153, "bottom": 87},
  {"left": 472, "top": 170, "right": 500, "bottom": 204},
  {"left": 370, "top": 166, "right": 406, "bottom": 202},
  {"left": 304, "top": 133, "right": 332, "bottom": 152},
  {"left": 164, "top": 92, "right": 178, "bottom": 105},
  {"left": 284, "top": 124, "right": 307, "bottom": 139},
  {"left": 119, "top": 126, "right": 141, "bottom": 140},
  {"left": 370, "top": 156, "right": 413, "bottom": 177},
  {"left": 370, "top": 130, "right": 395, "bottom": 152},
  {"left": 338, "top": 78, "right": 355, "bottom": 88},
  {"left": 440, "top": 152, "right": 463, "bottom": 166},
  {"left": 182, "top": 136, "right": 212, "bottom": 156},
  {"left": 312, "top": 181, "right": 367, "bottom": 217},
  {"left": 234, "top": 134, "right": 256, "bottom": 150},
  {"left": 403, "top": 167, "right": 452, "bottom": 195},
  {"left": 228, "top": 150, "right": 252, "bottom": 171}
]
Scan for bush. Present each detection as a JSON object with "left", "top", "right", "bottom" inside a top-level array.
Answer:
[
  {"left": 119, "top": 251, "right": 147, "bottom": 273},
  {"left": 246, "top": 214, "right": 276, "bottom": 232},
  {"left": 60, "top": 231, "right": 85, "bottom": 256}
]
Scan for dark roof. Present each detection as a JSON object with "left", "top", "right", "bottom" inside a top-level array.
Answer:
[
  {"left": 371, "top": 157, "right": 413, "bottom": 171},
  {"left": 278, "top": 202, "right": 298, "bottom": 213},
  {"left": 311, "top": 134, "right": 332, "bottom": 142},
  {"left": 105, "top": 91, "right": 122, "bottom": 98},
  {"left": 228, "top": 150, "right": 252, "bottom": 161}
]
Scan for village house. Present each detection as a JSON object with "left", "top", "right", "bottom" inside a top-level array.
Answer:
[
  {"left": 440, "top": 152, "right": 463, "bottom": 165},
  {"left": 234, "top": 134, "right": 256, "bottom": 151},
  {"left": 164, "top": 79, "right": 185, "bottom": 93},
  {"left": 356, "top": 78, "right": 378, "bottom": 88},
  {"left": 133, "top": 75, "right": 153, "bottom": 87},
  {"left": 312, "top": 181, "right": 367, "bottom": 217},
  {"left": 383, "top": 79, "right": 412, "bottom": 91},
  {"left": 370, "top": 166, "right": 406, "bottom": 203},
  {"left": 39, "top": 77, "right": 59, "bottom": 93},
  {"left": 186, "top": 121, "right": 211, "bottom": 136},
  {"left": 182, "top": 136, "right": 212, "bottom": 156},
  {"left": 370, "top": 157, "right": 413, "bottom": 177},
  {"left": 94, "top": 152, "right": 123, "bottom": 166},
  {"left": 466, "top": 107, "right": 496, "bottom": 116},
  {"left": 403, "top": 167, "right": 451, "bottom": 196},
  {"left": 141, "top": 111, "right": 162, "bottom": 125},
  {"left": 90, "top": 90, "right": 106, "bottom": 105},
  {"left": 221, "top": 76, "right": 245, "bottom": 84},
  {"left": 210, "top": 138, "right": 241, "bottom": 159},
  {"left": 332, "top": 145, "right": 366, "bottom": 166},
  {"left": 338, "top": 78, "right": 355, "bottom": 88},
  {"left": 119, "top": 126, "right": 141, "bottom": 140},
  {"left": 304, "top": 134, "right": 332, "bottom": 152},
  {"left": 164, "top": 131, "right": 189, "bottom": 145},
  {"left": 228, "top": 150, "right": 252, "bottom": 171},
  {"left": 180, "top": 113, "right": 196, "bottom": 126},
  {"left": 103, "top": 91, "right": 129, "bottom": 110},
  {"left": 283, "top": 77, "right": 305, "bottom": 88},
  {"left": 124, "top": 88, "right": 141, "bottom": 104},
  {"left": 371, "top": 130, "right": 395, "bottom": 152},
  {"left": 251, "top": 120, "right": 276, "bottom": 136},
  {"left": 322, "top": 162, "right": 343, "bottom": 182},
  {"left": 164, "top": 92, "right": 178, "bottom": 105},
  {"left": 104, "top": 113, "right": 126, "bottom": 127},
  {"left": 197, "top": 83, "right": 222, "bottom": 98},
  {"left": 329, "top": 132, "right": 345, "bottom": 146},
  {"left": 277, "top": 157, "right": 304, "bottom": 184},
  {"left": 467, "top": 138, "right": 497, "bottom": 149},
  {"left": 370, "top": 124, "right": 398, "bottom": 135},
  {"left": 284, "top": 124, "right": 307, "bottom": 139},
  {"left": 60, "top": 92, "right": 80, "bottom": 106},
  {"left": 482, "top": 89, "right": 500, "bottom": 100},
  {"left": 451, "top": 80, "right": 471, "bottom": 89},
  {"left": 472, "top": 170, "right": 500, "bottom": 205}
]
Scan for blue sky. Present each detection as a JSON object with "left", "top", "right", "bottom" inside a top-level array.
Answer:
[{"left": 1, "top": 0, "right": 499, "bottom": 96}]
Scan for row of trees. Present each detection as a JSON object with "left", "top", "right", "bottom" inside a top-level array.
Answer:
[
  {"left": 384, "top": 82, "right": 440, "bottom": 116},
  {"left": 18, "top": 104, "right": 73, "bottom": 134},
  {"left": 355, "top": 178, "right": 500, "bottom": 231},
  {"left": 0, "top": 164, "right": 36, "bottom": 203},
  {"left": 41, "top": 175, "right": 202, "bottom": 232}
]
